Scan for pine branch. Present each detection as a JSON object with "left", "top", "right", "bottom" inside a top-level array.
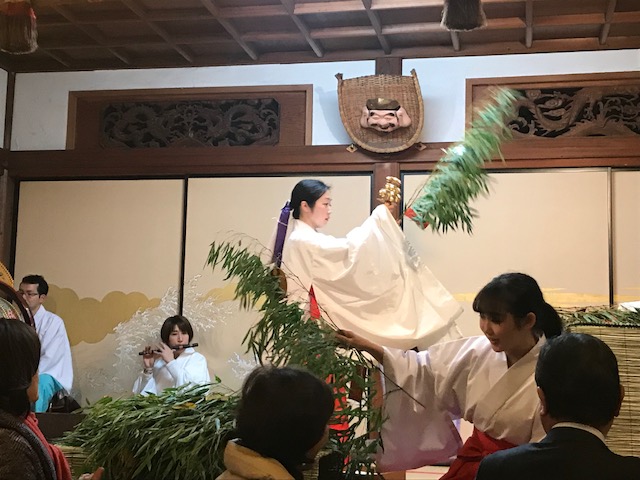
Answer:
[{"left": 405, "top": 88, "right": 521, "bottom": 234}]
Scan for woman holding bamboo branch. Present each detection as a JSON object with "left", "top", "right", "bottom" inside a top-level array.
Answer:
[{"left": 337, "top": 272, "right": 563, "bottom": 479}]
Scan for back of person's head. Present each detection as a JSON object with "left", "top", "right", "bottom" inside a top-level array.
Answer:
[
  {"left": 0, "top": 318, "right": 41, "bottom": 418},
  {"left": 290, "top": 180, "right": 330, "bottom": 219},
  {"left": 472, "top": 272, "right": 562, "bottom": 338},
  {"left": 236, "top": 365, "right": 334, "bottom": 479},
  {"left": 20, "top": 274, "right": 48, "bottom": 296},
  {"left": 160, "top": 315, "right": 194, "bottom": 344},
  {"left": 536, "top": 333, "right": 621, "bottom": 428}
]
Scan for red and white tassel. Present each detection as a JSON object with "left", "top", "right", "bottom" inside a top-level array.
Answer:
[
  {"left": 441, "top": 0, "right": 487, "bottom": 32},
  {"left": 0, "top": 0, "right": 37, "bottom": 54}
]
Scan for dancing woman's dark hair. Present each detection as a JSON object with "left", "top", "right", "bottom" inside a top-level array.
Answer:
[
  {"left": 236, "top": 366, "right": 334, "bottom": 480},
  {"left": 290, "top": 180, "right": 330, "bottom": 219},
  {"left": 472, "top": 272, "right": 562, "bottom": 338},
  {"left": 536, "top": 333, "right": 621, "bottom": 427},
  {"left": 160, "top": 315, "right": 194, "bottom": 344},
  {"left": 0, "top": 318, "right": 41, "bottom": 418}
]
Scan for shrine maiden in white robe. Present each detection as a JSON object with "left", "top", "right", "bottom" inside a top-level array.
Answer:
[
  {"left": 132, "top": 347, "right": 210, "bottom": 396},
  {"left": 378, "top": 335, "right": 546, "bottom": 472},
  {"left": 281, "top": 205, "right": 462, "bottom": 350}
]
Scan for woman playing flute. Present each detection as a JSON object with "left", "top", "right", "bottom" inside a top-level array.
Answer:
[{"left": 132, "top": 315, "right": 210, "bottom": 395}]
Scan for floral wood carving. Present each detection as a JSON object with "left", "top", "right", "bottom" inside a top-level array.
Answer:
[
  {"left": 101, "top": 99, "right": 280, "bottom": 148},
  {"left": 509, "top": 86, "right": 640, "bottom": 138}
]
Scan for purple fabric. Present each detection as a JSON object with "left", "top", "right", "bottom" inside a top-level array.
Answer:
[{"left": 272, "top": 201, "right": 291, "bottom": 267}]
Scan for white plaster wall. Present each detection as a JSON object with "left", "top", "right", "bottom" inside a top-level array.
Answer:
[
  {"left": 10, "top": 49, "right": 640, "bottom": 150},
  {"left": 11, "top": 61, "right": 374, "bottom": 150},
  {"left": 405, "top": 49, "right": 640, "bottom": 142}
]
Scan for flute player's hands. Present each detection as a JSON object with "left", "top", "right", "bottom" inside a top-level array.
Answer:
[
  {"left": 141, "top": 346, "right": 155, "bottom": 369},
  {"left": 158, "top": 342, "right": 174, "bottom": 364}
]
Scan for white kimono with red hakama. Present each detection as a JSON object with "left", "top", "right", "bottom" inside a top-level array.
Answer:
[
  {"left": 281, "top": 205, "right": 462, "bottom": 350},
  {"left": 379, "top": 335, "right": 546, "bottom": 477}
]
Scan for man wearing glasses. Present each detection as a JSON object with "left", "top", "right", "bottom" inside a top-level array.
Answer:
[{"left": 18, "top": 274, "right": 73, "bottom": 412}]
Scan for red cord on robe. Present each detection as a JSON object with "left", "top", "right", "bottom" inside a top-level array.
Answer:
[
  {"left": 309, "top": 285, "right": 349, "bottom": 435},
  {"left": 24, "top": 412, "right": 73, "bottom": 480}
]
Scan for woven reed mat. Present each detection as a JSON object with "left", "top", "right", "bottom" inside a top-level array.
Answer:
[
  {"left": 566, "top": 324, "right": 640, "bottom": 456},
  {"left": 58, "top": 445, "right": 90, "bottom": 478}
]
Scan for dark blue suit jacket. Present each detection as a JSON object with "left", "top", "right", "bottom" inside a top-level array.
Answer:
[{"left": 476, "top": 426, "right": 640, "bottom": 480}]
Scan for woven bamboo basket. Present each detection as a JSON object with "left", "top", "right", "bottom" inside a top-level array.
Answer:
[
  {"left": 565, "top": 323, "right": 640, "bottom": 456},
  {"left": 336, "top": 69, "right": 424, "bottom": 153}
]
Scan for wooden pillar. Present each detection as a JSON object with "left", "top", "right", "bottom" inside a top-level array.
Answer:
[
  {"left": 0, "top": 71, "right": 15, "bottom": 269},
  {"left": 371, "top": 58, "right": 403, "bottom": 218},
  {"left": 375, "top": 57, "right": 402, "bottom": 76},
  {"left": 372, "top": 162, "right": 401, "bottom": 219}
]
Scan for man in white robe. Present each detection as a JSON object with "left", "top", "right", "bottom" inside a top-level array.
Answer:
[{"left": 18, "top": 275, "right": 73, "bottom": 412}]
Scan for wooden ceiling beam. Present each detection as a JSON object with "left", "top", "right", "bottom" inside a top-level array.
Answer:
[
  {"left": 382, "top": 23, "right": 447, "bottom": 35},
  {"left": 599, "top": 0, "right": 618, "bottom": 45},
  {"left": 44, "top": 35, "right": 236, "bottom": 50},
  {"left": 199, "top": 0, "right": 259, "bottom": 61},
  {"left": 535, "top": 13, "right": 605, "bottom": 27},
  {"left": 312, "top": 21, "right": 513, "bottom": 39},
  {"left": 294, "top": 1, "right": 363, "bottom": 15},
  {"left": 145, "top": 9, "right": 215, "bottom": 23},
  {"left": 52, "top": 5, "right": 131, "bottom": 65},
  {"left": 39, "top": 49, "right": 72, "bottom": 68},
  {"left": 292, "top": 0, "right": 528, "bottom": 14},
  {"left": 525, "top": 0, "right": 533, "bottom": 48},
  {"left": 220, "top": 5, "right": 288, "bottom": 18},
  {"left": 486, "top": 17, "right": 526, "bottom": 29},
  {"left": 242, "top": 31, "right": 302, "bottom": 42},
  {"left": 370, "top": 0, "right": 528, "bottom": 9},
  {"left": 6, "top": 33, "right": 640, "bottom": 74},
  {"left": 281, "top": 0, "right": 324, "bottom": 58},
  {"left": 120, "top": 0, "right": 195, "bottom": 63},
  {"left": 0, "top": 57, "right": 14, "bottom": 72},
  {"left": 450, "top": 31, "right": 461, "bottom": 52},
  {"left": 31, "top": 0, "right": 518, "bottom": 9},
  {"left": 362, "top": 0, "right": 391, "bottom": 54},
  {"left": 311, "top": 26, "right": 377, "bottom": 39},
  {"left": 612, "top": 11, "right": 640, "bottom": 23}
]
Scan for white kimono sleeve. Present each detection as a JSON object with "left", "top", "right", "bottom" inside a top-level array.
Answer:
[
  {"left": 132, "top": 371, "right": 156, "bottom": 395},
  {"left": 378, "top": 345, "right": 464, "bottom": 472}
]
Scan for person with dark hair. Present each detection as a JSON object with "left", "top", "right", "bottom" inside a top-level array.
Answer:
[
  {"left": 133, "top": 315, "right": 210, "bottom": 395},
  {"left": 273, "top": 178, "right": 462, "bottom": 350},
  {"left": 0, "top": 317, "right": 103, "bottom": 480},
  {"left": 476, "top": 333, "right": 640, "bottom": 480},
  {"left": 18, "top": 274, "right": 73, "bottom": 413},
  {"left": 217, "top": 365, "right": 334, "bottom": 480},
  {"left": 337, "top": 272, "right": 563, "bottom": 479}
]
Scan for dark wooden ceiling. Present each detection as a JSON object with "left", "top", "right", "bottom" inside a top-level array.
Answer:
[{"left": 1, "top": 0, "right": 639, "bottom": 73}]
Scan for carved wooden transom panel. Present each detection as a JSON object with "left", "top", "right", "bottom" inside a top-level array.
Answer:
[
  {"left": 100, "top": 99, "right": 280, "bottom": 148},
  {"left": 468, "top": 73, "right": 640, "bottom": 140},
  {"left": 510, "top": 86, "right": 640, "bottom": 138}
]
